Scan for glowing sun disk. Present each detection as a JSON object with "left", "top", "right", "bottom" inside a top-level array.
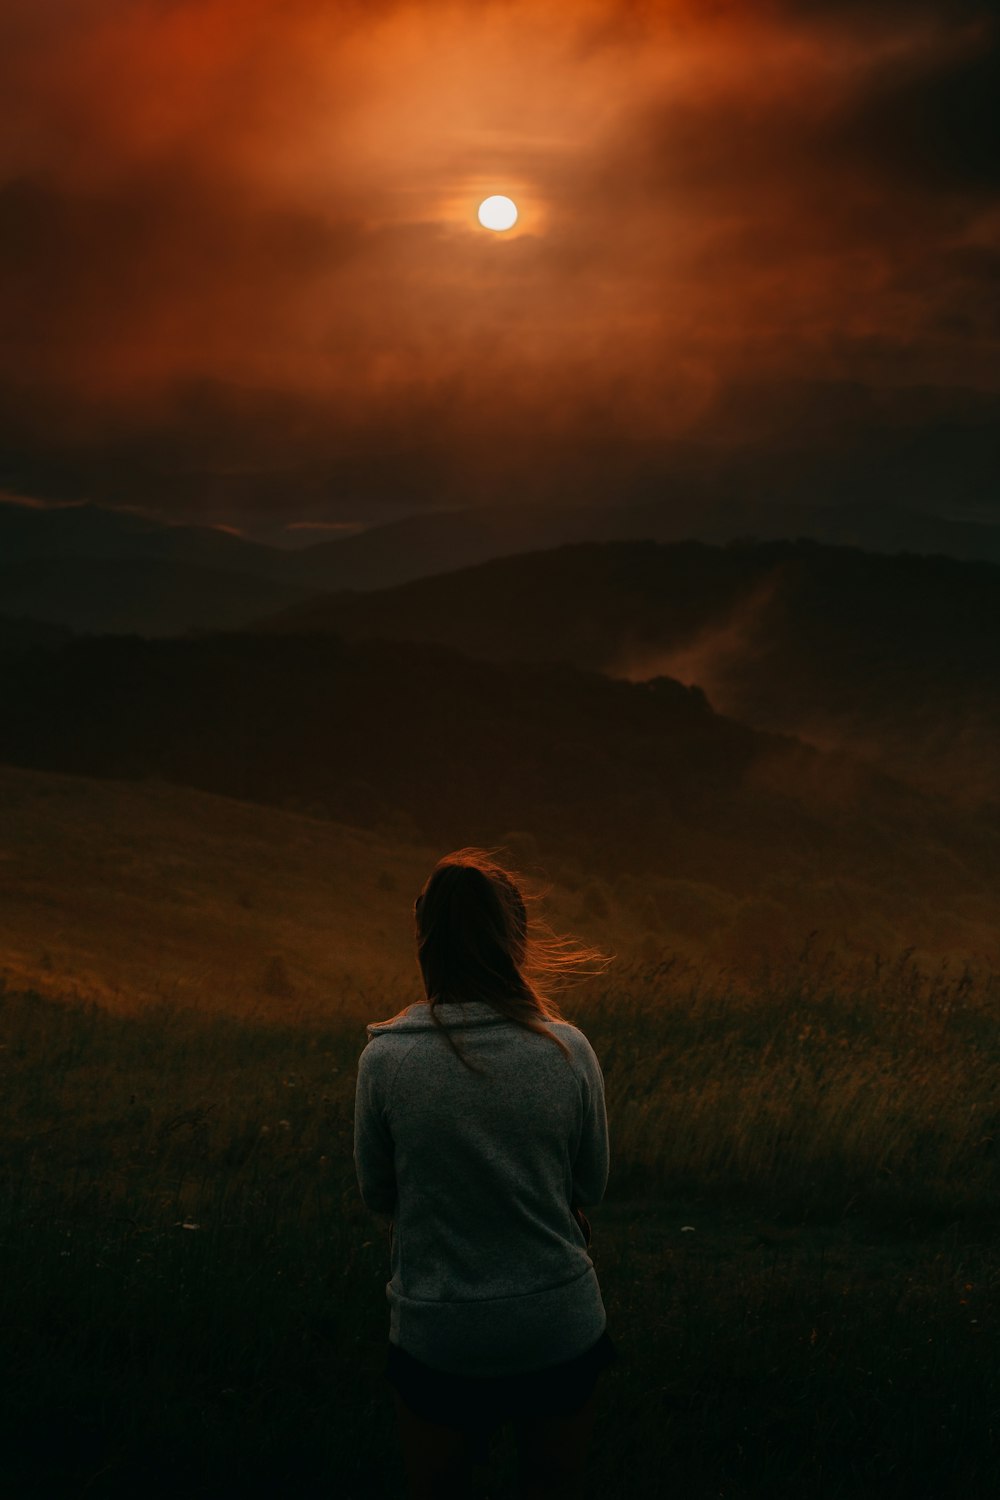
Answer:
[{"left": 478, "top": 195, "right": 518, "bottom": 231}]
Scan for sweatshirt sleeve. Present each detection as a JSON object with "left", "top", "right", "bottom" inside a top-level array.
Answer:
[
  {"left": 353, "top": 1039, "right": 397, "bottom": 1216},
  {"left": 571, "top": 1036, "right": 610, "bottom": 1208}
]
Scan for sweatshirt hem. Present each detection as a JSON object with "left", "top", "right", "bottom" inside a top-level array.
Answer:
[{"left": 389, "top": 1263, "right": 608, "bottom": 1378}]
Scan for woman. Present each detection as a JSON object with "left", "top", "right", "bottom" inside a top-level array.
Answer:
[{"left": 354, "top": 848, "right": 617, "bottom": 1498}]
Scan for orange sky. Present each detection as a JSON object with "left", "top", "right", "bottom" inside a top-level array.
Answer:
[{"left": 1, "top": 0, "right": 997, "bottom": 528}]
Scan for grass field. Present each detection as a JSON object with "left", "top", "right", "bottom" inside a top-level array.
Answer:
[
  {"left": 0, "top": 763, "right": 438, "bottom": 1015},
  {"left": 2, "top": 954, "right": 997, "bottom": 1498},
  {"left": 0, "top": 764, "right": 634, "bottom": 1017},
  {"left": 6, "top": 762, "right": 993, "bottom": 1024}
]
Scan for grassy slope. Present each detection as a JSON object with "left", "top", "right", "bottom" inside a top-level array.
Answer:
[
  {"left": 0, "top": 763, "right": 429, "bottom": 1017},
  {"left": 0, "top": 764, "right": 618, "bottom": 1018},
  {"left": 1, "top": 767, "right": 997, "bottom": 1495},
  {"left": 4, "top": 633, "right": 998, "bottom": 966}
]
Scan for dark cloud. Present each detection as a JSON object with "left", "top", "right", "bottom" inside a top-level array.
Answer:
[
  {"left": 773, "top": 1, "right": 988, "bottom": 18},
  {"left": 837, "top": 38, "right": 1000, "bottom": 190}
]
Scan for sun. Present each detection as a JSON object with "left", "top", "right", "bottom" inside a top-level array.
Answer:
[{"left": 477, "top": 195, "right": 518, "bottom": 232}]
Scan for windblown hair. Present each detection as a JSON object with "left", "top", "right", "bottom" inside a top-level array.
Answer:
[{"left": 389, "top": 847, "right": 610, "bottom": 1074}]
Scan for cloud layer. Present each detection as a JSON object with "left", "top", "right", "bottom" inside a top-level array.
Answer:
[{"left": 1, "top": 0, "right": 997, "bottom": 527}]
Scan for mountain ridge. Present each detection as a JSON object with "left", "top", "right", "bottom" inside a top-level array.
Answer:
[{"left": 251, "top": 537, "right": 1000, "bottom": 806}]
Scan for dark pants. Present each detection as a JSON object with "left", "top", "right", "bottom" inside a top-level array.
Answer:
[{"left": 386, "top": 1332, "right": 618, "bottom": 1496}]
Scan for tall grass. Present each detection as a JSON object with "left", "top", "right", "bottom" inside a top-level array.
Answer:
[
  {"left": 0, "top": 957, "right": 997, "bottom": 1497},
  {"left": 578, "top": 951, "right": 1000, "bottom": 1224}
]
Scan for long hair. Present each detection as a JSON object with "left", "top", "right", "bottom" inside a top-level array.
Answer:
[{"left": 385, "top": 847, "right": 610, "bottom": 1074}]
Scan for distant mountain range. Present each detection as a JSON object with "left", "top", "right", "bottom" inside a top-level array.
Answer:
[
  {"left": 2, "top": 486, "right": 1000, "bottom": 635},
  {"left": 254, "top": 538, "right": 1000, "bottom": 806},
  {"left": 5, "top": 483, "right": 997, "bottom": 804}
]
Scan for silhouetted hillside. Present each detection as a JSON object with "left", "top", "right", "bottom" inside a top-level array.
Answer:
[
  {"left": 0, "top": 614, "right": 74, "bottom": 652},
  {"left": 0, "top": 500, "right": 287, "bottom": 578},
  {"left": 0, "top": 629, "right": 996, "bottom": 960},
  {"left": 0, "top": 557, "right": 313, "bottom": 636},
  {"left": 277, "top": 495, "right": 1000, "bottom": 590},
  {"left": 256, "top": 539, "right": 1000, "bottom": 803},
  {"left": 4, "top": 478, "right": 1000, "bottom": 642}
]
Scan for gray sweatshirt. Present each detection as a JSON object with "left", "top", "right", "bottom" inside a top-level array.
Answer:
[{"left": 353, "top": 999, "right": 610, "bottom": 1377}]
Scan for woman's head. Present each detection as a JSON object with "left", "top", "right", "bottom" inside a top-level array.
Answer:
[
  {"left": 415, "top": 849, "right": 530, "bottom": 1008},
  {"left": 410, "top": 847, "right": 610, "bottom": 1070}
]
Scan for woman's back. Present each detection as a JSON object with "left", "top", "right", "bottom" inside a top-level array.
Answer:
[{"left": 354, "top": 997, "right": 609, "bottom": 1377}]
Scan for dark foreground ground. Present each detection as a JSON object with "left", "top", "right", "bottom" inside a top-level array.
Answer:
[{"left": 1, "top": 974, "right": 997, "bottom": 1498}]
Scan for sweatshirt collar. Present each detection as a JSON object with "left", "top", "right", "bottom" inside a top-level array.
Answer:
[{"left": 367, "top": 1000, "right": 512, "bottom": 1037}]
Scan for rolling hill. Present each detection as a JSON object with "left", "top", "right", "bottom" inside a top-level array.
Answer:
[
  {"left": 254, "top": 538, "right": 1000, "bottom": 804},
  {"left": 0, "top": 498, "right": 287, "bottom": 577},
  {"left": 1, "top": 628, "right": 996, "bottom": 964},
  {"left": 0, "top": 762, "right": 479, "bottom": 1017},
  {"left": 0, "top": 555, "right": 314, "bottom": 636},
  {"left": 4, "top": 479, "right": 1000, "bottom": 638}
]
